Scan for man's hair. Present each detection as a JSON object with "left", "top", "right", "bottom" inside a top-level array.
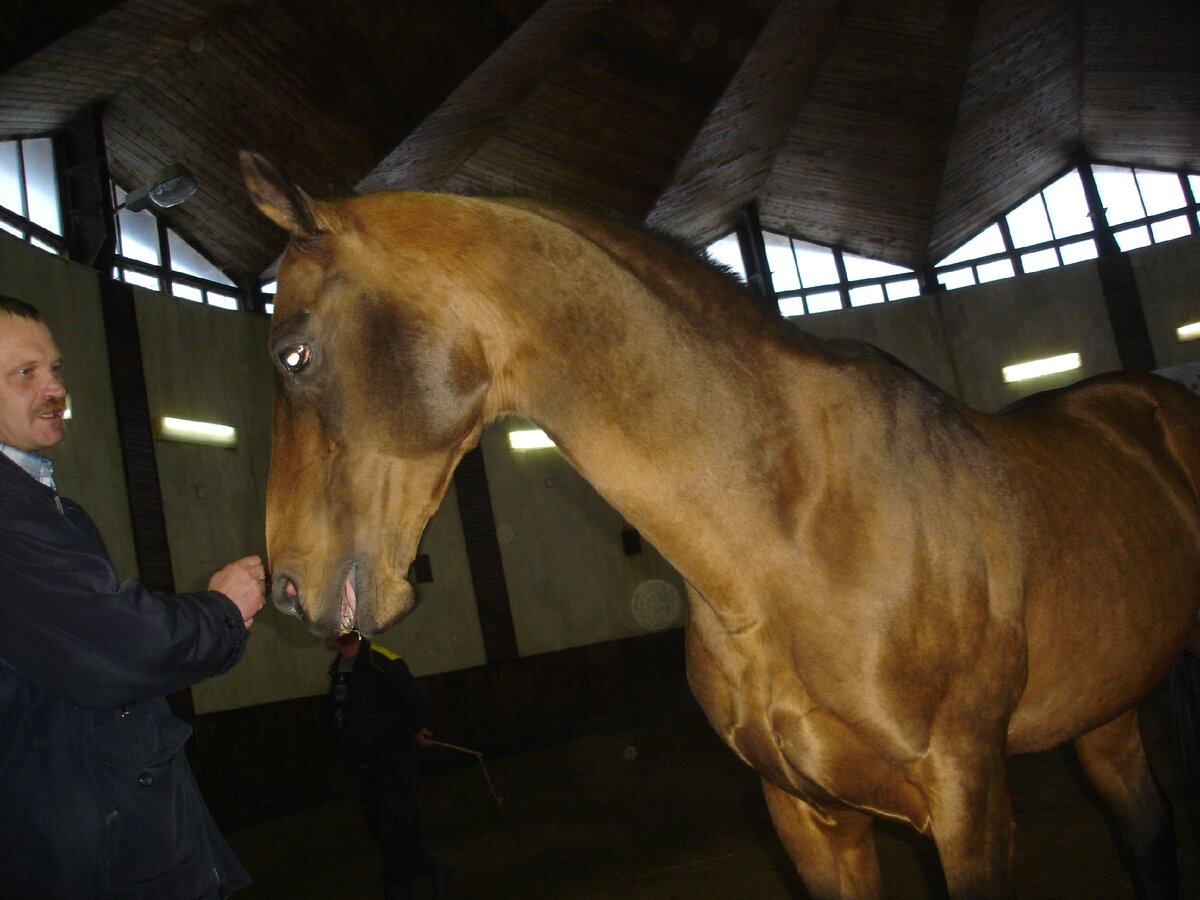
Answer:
[{"left": 0, "top": 295, "right": 43, "bottom": 321}]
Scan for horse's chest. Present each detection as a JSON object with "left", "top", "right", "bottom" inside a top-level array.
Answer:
[
  {"left": 684, "top": 618, "right": 913, "bottom": 819},
  {"left": 685, "top": 624, "right": 838, "bottom": 799}
]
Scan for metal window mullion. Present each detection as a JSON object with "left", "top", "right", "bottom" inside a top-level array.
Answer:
[
  {"left": 1180, "top": 172, "right": 1199, "bottom": 235},
  {"left": 996, "top": 215, "right": 1025, "bottom": 276},
  {"left": 1078, "top": 159, "right": 1119, "bottom": 257},
  {"left": 157, "top": 217, "right": 174, "bottom": 298},
  {"left": 832, "top": 249, "right": 850, "bottom": 310},
  {"left": 15, "top": 140, "right": 30, "bottom": 219}
]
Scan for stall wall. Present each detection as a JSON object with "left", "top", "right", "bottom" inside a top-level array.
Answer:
[
  {"left": 0, "top": 235, "right": 137, "bottom": 577},
  {"left": 803, "top": 233, "right": 1200, "bottom": 409},
  {"left": 132, "top": 288, "right": 486, "bottom": 713},
  {"left": 1134, "top": 234, "right": 1200, "bottom": 369},
  {"left": 479, "top": 419, "right": 688, "bottom": 657},
  {"left": 3, "top": 228, "right": 1198, "bottom": 719}
]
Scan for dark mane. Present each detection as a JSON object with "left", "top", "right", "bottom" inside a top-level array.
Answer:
[{"left": 492, "top": 195, "right": 778, "bottom": 339}]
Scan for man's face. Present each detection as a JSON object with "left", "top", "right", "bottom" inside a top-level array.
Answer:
[{"left": 0, "top": 314, "right": 67, "bottom": 453}]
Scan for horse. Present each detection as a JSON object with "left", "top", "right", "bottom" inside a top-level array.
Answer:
[{"left": 241, "top": 149, "right": 1200, "bottom": 898}]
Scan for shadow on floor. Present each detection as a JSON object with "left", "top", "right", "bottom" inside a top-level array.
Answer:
[{"left": 228, "top": 690, "right": 1197, "bottom": 898}]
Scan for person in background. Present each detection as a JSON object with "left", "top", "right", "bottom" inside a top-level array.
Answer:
[
  {"left": 329, "top": 632, "right": 456, "bottom": 900},
  {"left": 0, "top": 294, "right": 266, "bottom": 898}
]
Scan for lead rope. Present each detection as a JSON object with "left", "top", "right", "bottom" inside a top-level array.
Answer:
[{"left": 426, "top": 739, "right": 537, "bottom": 863}]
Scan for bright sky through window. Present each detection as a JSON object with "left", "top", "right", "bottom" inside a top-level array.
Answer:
[
  {"left": 935, "top": 164, "right": 1196, "bottom": 292},
  {"left": 21, "top": 140, "right": 60, "bottom": 236},
  {"left": 706, "top": 233, "right": 745, "bottom": 282},
  {"left": 0, "top": 138, "right": 64, "bottom": 252}
]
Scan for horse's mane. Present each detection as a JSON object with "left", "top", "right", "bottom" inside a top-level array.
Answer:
[
  {"left": 483, "top": 194, "right": 961, "bottom": 405},
  {"left": 488, "top": 194, "right": 787, "bottom": 339}
]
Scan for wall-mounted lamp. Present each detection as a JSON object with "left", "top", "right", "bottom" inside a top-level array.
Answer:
[
  {"left": 153, "top": 416, "right": 237, "bottom": 448},
  {"left": 508, "top": 428, "right": 555, "bottom": 450},
  {"left": 118, "top": 164, "right": 199, "bottom": 213},
  {"left": 1177, "top": 322, "right": 1200, "bottom": 343},
  {"left": 1002, "top": 352, "right": 1082, "bottom": 384}
]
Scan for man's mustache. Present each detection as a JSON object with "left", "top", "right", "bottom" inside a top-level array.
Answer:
[{"left": 34, "top": 400, "right": 67, "bottom": 416}]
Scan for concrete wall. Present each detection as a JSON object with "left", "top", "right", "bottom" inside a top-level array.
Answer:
[
  {"left": 480, "top": 419, "right": 687, "bottom": 657},
  {"left": 1134, "top": 233, "right": 1200, "bottom": 369},
  {"left": 803, "top": 233, "right": 1200, "bottom": 411},
  {"left": 0, "top": 235, "right": 486, "bottom": 714},
  {"left": 132, "top": 287, "right": 487, "bottom": 712},
  {"left": 3, "top": 228, "right": 1198, "bottom": 712},
  {"left": 0, "top": 236, "right": 137, "bottom": 578}
]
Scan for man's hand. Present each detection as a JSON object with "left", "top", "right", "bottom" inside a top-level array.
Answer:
[
  {"left": 415, "top": 727, "right": 434, "bottom": 749},
  {"left": 208, "top": 555, "right": 267, "bottom": 627}
]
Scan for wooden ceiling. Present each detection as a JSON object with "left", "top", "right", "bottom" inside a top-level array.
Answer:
[{"left": 1, "top": 0, "right": 1197, "bottom": 285}]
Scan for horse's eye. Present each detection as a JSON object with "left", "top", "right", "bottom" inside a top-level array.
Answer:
[{"left": 279, "top": 343, "right": 312, "bottom": 373}]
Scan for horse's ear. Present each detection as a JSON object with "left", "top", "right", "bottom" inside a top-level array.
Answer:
[{"left": 239, "top": 149, "right": 338, "bottom": 238}]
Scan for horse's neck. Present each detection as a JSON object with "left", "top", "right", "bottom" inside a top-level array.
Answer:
[{"left": 488, "top": 272, "right": 835, "bottom": 619}]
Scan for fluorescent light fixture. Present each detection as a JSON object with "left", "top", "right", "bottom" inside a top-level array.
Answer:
[
  {"left": 153, "top": 416, "right": 237, "bottom": 448},
  {"left": 1176, "top": 321, "right": 1200, "bottom": 342},
  {"left": 508, "top": 428, "right": 555, "bottom": 450},
  {"left": 1002, "top": 352, "right": 1082, "bottom": 384}
]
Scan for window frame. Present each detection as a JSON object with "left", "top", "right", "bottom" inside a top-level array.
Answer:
[
  {"left": 111, "top": 183, "right": 244, "bottom": 311},
  {"left": 763, "top": 233, "right": 921, "bottom": 317},
  {"left": 0, "top": 138, "right": 68, "bottom": 256},
  {"left": 932, "top": 162, "right": 1199, "bottom": 292}
]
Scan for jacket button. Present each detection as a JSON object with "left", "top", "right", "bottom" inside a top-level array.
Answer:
[{"left": 138, "top": 772, "right": 154, "bottom": 786}]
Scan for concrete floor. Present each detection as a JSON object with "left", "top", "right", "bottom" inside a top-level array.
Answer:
[{"left": 228, "top": 690, "right": 1197, "bottom": 899}]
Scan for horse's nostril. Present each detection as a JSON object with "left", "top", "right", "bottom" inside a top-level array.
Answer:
[{"left": 271, "top": 575, "right": 302, "bottom": 616}]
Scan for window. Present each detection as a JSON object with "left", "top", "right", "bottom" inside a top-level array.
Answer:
[
  {"left": 261, "top": 279, "right": 277, "bottom": 316},
  {"left": 765, "top": 234, "right": 918, "bottom": 317},
  {"left": 113, "top": 184, "right": 241, "bottom": 310},
  {"left": 934, "top": 164, "right": 1197, "bottom": 291},
  {"left": 1094, "top": 165, "right": 1196, "bottom": 251},
  {"left": 707, "top": 227, "right": 918, "bottom": 318},
  {"left": 0, "top": 138, "right": 66, "bottom": 255}
]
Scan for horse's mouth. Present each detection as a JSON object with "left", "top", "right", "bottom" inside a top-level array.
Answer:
[
  {"left": 272, "top": 561, "right": 361, "bottom": 635},
  {"left": 340, "top": 563, "right": 358, "bottom": 634}
]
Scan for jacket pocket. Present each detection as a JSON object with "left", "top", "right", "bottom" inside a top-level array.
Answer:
[{"left": 78, "top": 709, "right": 200, "bottom": 892}]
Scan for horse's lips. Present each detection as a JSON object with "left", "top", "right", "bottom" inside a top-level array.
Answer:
[{"left": 340, "top": 570, "right": 357, "bottom": 632}]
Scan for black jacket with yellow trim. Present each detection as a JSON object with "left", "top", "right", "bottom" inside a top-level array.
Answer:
[{"left": 329, "top": 640, "right": 430, "bottom": 767}]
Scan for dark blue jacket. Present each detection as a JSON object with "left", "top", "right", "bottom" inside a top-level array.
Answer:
[
  {"left": 0, "top": 455, "right": 252, "bottom": 898},
  {"left": 329, "top": 641, "right": 430, "bottom": 768}
]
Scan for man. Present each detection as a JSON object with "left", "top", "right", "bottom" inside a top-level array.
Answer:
[
  {"left": 0, "top": 294, "right": 266, "bottom": 898},
  {"left": 329, "top": 632, "right": 455, "bottom": 899}
]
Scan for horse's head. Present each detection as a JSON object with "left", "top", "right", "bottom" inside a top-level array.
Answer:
[{"left": 240, "top": 151, "right": 495, "bottom": 636}]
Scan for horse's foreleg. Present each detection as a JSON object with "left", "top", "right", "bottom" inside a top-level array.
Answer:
[
  {"left": 1073, "top": 708, "right": 1178, "bottom": 899},
  {"left": 760, "top": 777, "right": 882, "bottom": 899},
  {"left": 918, "top": 748, "right": 1016, "bottom": 898}
]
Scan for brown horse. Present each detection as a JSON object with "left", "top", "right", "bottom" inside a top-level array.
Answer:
[{"left": 241, "top": 150, "right": 1200, "bottom": 898}]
